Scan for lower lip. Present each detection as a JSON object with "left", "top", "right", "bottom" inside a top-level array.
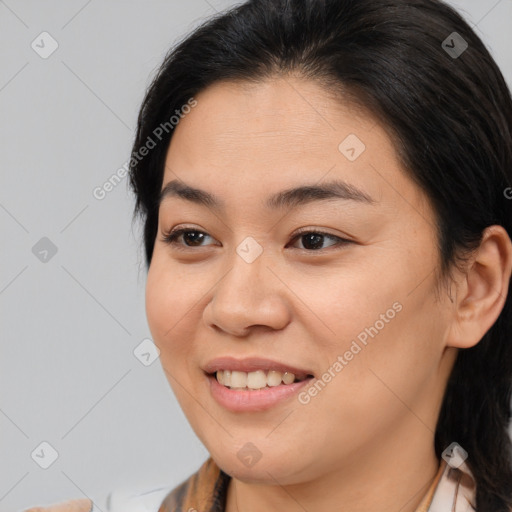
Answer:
[{"left": 207, "top": 373, "right": 313, "bottom": 412}]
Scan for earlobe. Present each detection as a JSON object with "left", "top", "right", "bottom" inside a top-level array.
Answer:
[{"left": 446, "top": 225, "right": 512, "bottom": 350}]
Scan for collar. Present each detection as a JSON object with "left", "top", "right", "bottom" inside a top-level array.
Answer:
[{"left": 424, "top": 459, "right": 476, "bottom": 511}]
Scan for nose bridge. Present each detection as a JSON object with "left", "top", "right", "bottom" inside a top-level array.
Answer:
[
  {"left": 204, "top": 236, "right": 290, "bottom": 334},
  {"left": 221, "top": 236, "right": 270, "bottom": 305}
]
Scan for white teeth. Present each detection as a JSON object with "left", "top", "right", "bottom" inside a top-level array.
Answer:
[
  {"left": 215, "top": 369, "right": 304, "bottom": 390},
  {"left": 282, "top": 371, "right": 295, "bottom": 385},
  {"left": 246, "top": 370, "right": 267, "bottom": 389},
  {"left": 267, "top": 370, "right": 283, "bottom": 387},
  {"left": 230, "top": 370, "right": 247, "bottom": 388}
]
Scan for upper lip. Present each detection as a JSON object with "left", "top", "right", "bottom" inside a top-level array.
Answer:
[{"left": 203, "top": 356, "right": 314, "bottom": 380}]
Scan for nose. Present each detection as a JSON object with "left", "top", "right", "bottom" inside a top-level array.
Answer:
[{"left": 202, "top": 247, "right": 292, "bottom": 337}]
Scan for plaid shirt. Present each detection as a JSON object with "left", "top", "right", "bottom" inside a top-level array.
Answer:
[{"left": 22, "top": 456, "right": 478, "bottom": 512}]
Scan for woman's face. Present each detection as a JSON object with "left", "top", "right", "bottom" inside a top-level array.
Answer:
[{"left": 145, "top": 76, "right": 457, "bottom": 484}]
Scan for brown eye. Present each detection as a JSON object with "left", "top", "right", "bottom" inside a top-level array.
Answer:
[
  {"left": 161, "top": 227, "right": 351, "bottom": 252},
  {"left": 289, "top": 231, "right": 351, "bottom": 251},
  {"left": 161, "top": 228, "right": 217, "bottom": 248}
]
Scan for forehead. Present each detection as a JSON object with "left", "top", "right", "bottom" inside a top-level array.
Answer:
[
  {"left": 161, "top": 76, "right": 427, "bottom": 216},
  {"left": 169, "top": 77, "right": 374, "bottom": 156}
]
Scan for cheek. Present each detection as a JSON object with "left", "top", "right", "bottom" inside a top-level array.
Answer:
[
  {"left": 287, "top": 261, "right": 397, "bottom": 348},
  {"left": 145, "top": 259, "right": 198, "bottom": 356},
  {"left": 145, "top": 261, "right": 202, "bottom": 411},
  {"left": 294, "top": 249, "right": 441, "bottom": 398}
]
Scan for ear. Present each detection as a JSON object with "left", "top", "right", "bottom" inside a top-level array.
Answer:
[{"left": 446, "top": 225, "right": 512, "bottom": 349}]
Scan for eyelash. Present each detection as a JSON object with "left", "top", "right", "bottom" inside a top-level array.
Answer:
[{"left": 160, "top": 226, "right": 352, "bottom": 253}]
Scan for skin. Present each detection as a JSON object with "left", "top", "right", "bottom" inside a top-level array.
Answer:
[{"left": 145, "top": 75, "right": 512, "bottom": 512}]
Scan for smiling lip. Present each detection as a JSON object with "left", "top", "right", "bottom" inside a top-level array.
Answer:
[
  {"left": 206, "top": 373, "right": 313, "bottom": 412},
  {"left": 203, "top": 356, "right": 314, "bottom": 380},
  {"left": 203, "top": 356, "right": 315, "bottom": 412}
]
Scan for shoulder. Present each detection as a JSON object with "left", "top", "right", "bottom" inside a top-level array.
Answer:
[
  {"left": 22, "top": 485, "right": 175, "bottom": 512},
  {"left": 106, "top": 485, "right": 176, "bottom": 512},
  {"left": 22, "top": 499, "right": 93, "bottom": 512},
  {"left": 23, "top": 457, "right": 229, "bottom": 512}
]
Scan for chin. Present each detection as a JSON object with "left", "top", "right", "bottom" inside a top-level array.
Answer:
[{"left": 213, "top": 450, "right": 305, "bottom": 485}]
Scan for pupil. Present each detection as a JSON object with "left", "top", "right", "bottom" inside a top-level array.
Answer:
[
  {"left": 184, "top": 231, "right": 204, "bottom": 246},
  {"left": 303, "top": 233, "right": 323, "bottom": 250}
]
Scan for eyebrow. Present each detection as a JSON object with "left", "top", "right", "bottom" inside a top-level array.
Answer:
[{"left": 158, "top": 178, "right": 376, "bottom": 211}]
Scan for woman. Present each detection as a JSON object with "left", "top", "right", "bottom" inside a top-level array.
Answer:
[{"left": 27, "top": 0, "right": 512, "bottom": 510}]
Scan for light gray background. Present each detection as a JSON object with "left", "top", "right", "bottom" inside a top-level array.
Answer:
[{"left": 1, "top": 1, "right": 511, "bottom": 511}]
